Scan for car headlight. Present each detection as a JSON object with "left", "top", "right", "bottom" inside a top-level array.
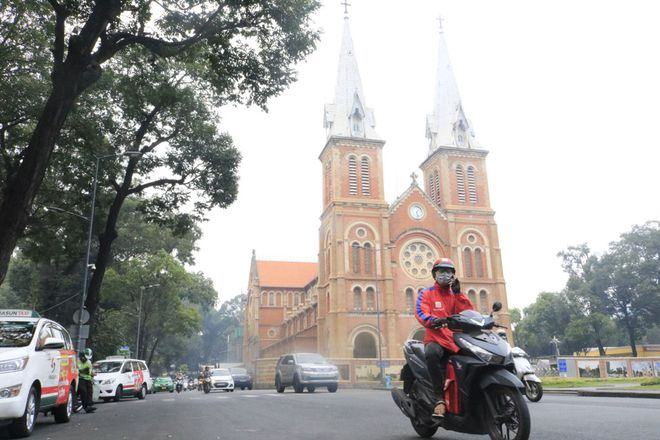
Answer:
[
  {"left": 101, "top": 378, "right": 115, "bottom": 385},
  {"left": 460, "top": 339, "right": 502, "bottom": 364},
  {"left": 0, "top": 384, "right": 21, "bottom": 398},
  {"left": 0, "top": 357, "right": 29, "bottom": 374}
]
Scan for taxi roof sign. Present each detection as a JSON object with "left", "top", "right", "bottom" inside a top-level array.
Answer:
[{"left": 0, "top": 309, "right": 41, "bottom": 318}]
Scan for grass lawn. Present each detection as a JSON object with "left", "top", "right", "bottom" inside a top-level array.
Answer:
[{"left": 542, "top": 377, "right": 660, "bottom": 388}]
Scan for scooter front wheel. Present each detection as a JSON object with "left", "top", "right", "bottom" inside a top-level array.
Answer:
[
  {"left": 486, "top": 385, "right": 531, "bottom": 440},
  {"left": 524, "top": 381, "right": 543, "bottom": 402}
]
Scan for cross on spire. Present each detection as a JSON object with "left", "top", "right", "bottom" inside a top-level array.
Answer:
[
  {"left": 410, "top": 172, "right": 418, "bottom": 185},
  {"left": 437, "top": 15, "right": 444, "bottom": 33},
  {"left": 342, "top": 1, "right": 351, "bottom": 18}
]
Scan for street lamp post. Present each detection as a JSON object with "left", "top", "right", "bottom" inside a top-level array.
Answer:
[
  {"left": 75, "top": 151, "right": 142, "bottom": 351},
  {"left": 136, "top": 284, "right": 160, "bottom": 358}
]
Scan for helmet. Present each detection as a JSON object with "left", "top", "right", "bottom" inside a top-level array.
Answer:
[{"left": 431, "top": 258, "right": 456, "bottom": 276}]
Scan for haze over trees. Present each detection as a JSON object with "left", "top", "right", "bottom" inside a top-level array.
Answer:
[{"left": 514, "top": 221, "right": 660, "bottom": 357}]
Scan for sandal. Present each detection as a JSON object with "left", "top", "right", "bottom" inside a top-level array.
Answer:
[{"left": 431, "top": 401, "right": 446, "bottom": 419}]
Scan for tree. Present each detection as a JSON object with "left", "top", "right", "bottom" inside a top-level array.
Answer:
[
  {"left": 602, "top": 221, "right": 660, "bottom": 356},
  {"left": 514, "top": 292, "right": 575, "bottom": 357},
  {"left": 558, "top": 244, "right": 614, "bottom": 355},
  {"left": 0, "top": 0, "right": 321, "bottom": 285}
]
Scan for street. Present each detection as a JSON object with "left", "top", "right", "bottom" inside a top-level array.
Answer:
[{"left": 3, "top": 389, "right": 658, "bottom": 440}]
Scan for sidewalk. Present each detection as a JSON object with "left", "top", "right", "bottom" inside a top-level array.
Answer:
[{"left": 545, "top": 382, "right": 660, "bottom": 399}]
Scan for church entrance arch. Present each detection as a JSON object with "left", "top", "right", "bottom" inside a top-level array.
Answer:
[{"left": 353, "top": 332, "right": 377, "bottom": 358}]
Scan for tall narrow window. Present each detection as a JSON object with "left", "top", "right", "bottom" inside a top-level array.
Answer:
[
  {"left": 353, "top": 287, "right": 362, "bottom": 311},
  {"left": 463, "top": 248, "right": 473, "bottom": 278},
  {"left": 360, "top": 156, "right": 371, "bottom": 196},
  {"left": 433, "top": 169, "right": 441, "bottom": 205},
  {"left": 348, "top": 156, "right": 358, "bottom": 195},
  {"left": 366, "top": 287, "right": 375, "bottom": 311},
  {"left": 479, "top": 290, "right": 488, "bottom": 314},
  {"left": 475, "top": 248, "right": 484, "bottom": 278},
  {"left": 364, "top": 243, "right": 372, "bottom": 274},
  {"left": 468, "top": 289, "right": 477, "bottom": 306},
  {"left": 428, "top": 175, "right": 436, "bottom": 203},
  {"left": 405, "top": 288, "right": 415, "bottom": 313},
  {"left": 268, "top": 292, "right": 274, "bottom": 306},
  {"left": 456, "top": 165, "right": 466, "bottom": 203},
  {"left": 467, "top": 166, "right": 477, "bottom": 204},
  {"left": 352, "top": 242, "right": 361, "bottom": 273}
]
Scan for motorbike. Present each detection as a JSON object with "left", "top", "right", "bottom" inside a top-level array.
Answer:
[
  {"left": 511, "top": 347, "right": 543, "bottom": 402},
  {"left": 202, "top": 377, "right": 212, "bottom": 394},
  {"left": 175, "top": 378, "right": 184, "bottom": 393},
  {"left": 391, "top": 302, "right": 531, "bottom": 440}
]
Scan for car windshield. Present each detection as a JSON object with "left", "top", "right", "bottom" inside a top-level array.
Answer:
[
  {"left": 93, "top": 361, "right": 123, "bottom": 373},
  {"left": 155, "top": 377, "right": 172, "bottom": 383},
  {"left": 296, "top": 353, "right": 327, "bottom": 364},
  {"left": 0, "top": 321, "right": 36, "bottom": 348},
  {"left": 231, "top": 368, "right": 247, "bottom": 375},
  {"left": 211, "top": 369, "right": 230, "bottom": 376}
]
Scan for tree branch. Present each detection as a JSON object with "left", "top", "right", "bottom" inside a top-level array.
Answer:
[
  {"left": 128, "top": 177, "right": 186, "bottom": 195},
  {"left": 47, "top": 0, "right": 68, "bottom": 72}
]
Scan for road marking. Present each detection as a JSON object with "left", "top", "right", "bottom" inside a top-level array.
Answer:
[
  {"left": 240, "top": 394, "right": 260, "bottom": 398},
  {"left": 216, "top": 396, "right": 228, "bottom": 399},
  {"left": 162, "top": 398, "right": 175, "bottom": 402}
]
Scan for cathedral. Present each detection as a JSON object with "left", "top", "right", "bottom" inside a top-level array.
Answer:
[{"left": 243, "top": 14, "right": 512, "bottom": 374}]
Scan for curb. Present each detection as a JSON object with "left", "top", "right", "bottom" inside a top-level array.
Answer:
[{"left": 544, "top": 388, "right": 660, "bottom": 399}]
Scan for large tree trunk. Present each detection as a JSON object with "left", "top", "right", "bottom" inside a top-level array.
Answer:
[
  {"left": 0, "top": 1, "right": 122, "bottom": 285},
  {"left": 625, "top": 319, "right": 638, "bottom": 357}
]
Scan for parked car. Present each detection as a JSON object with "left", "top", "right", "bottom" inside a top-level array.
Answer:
[
  {"left": 0, "top": 310, "right": 79, "bottom": 437},
  {"left": 152, "top": 376, "right": 174, "bottom": 393},
  {"left": 230, "top": 368, "right": 253, "bottom": 390},
  {"left": 93, "top": 357, "right": 150, "bottom": 402},
  {"left": 210, "top": 368, "right": 234, "bottom": 392},
  {"left": 275, "top": 353, "right": 339, "bottom": 393}
]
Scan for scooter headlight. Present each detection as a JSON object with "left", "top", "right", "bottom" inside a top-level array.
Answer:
[{"left": 460, "top": 339, "right": 503, "bottom": 364}]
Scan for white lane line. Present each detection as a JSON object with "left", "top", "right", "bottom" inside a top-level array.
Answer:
[
  {"left": 162, "top": 398, "right": 175, "bottom": 402},
  {"left": 240, "top": 395, "right": 260, "bottom": 398},
  {"left": 216, "top": 396, "right": 229, "bottom": 399}
]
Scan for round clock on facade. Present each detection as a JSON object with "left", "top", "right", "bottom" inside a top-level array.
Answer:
[{"left": 409, "top": 203, "right": 425, "bottom": 220}]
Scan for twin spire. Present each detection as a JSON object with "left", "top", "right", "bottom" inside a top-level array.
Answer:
[{"left": 324, "top": 14, "right": 478, "bottom": 153}]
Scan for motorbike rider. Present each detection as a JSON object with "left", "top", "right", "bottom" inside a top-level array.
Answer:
[{"left": 415, "top": 258, "right": 474, "bottom": 419}]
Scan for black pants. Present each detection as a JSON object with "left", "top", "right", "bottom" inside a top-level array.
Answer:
[
  {"left": 78, "top": 378, "right": 94, "bottom": 408},
  {"left": 425, "top": 342, "right": 450, "bottom": 402}
]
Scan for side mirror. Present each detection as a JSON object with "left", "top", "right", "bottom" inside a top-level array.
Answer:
[
  {"left": 42, "top": 337, "right": 65, "bottom": 350},
  {"left": 492, "top": 301, "right": 502, "bottom": 313}
]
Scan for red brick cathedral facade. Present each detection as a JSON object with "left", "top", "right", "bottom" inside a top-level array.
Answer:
[{"left": 243, "top": 16, "right": 512, "bottom": 370}]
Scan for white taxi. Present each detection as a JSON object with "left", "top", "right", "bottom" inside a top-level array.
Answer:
[
  {"left": 0, "top": 310, "right": 78, "bottom": 437},
  {"left": 93, "top": 356, "right": 150, "bottom": 401}
]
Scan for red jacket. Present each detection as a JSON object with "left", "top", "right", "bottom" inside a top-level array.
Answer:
[{"left": 415, "top": 283, "right": 475, "bottom": 353}]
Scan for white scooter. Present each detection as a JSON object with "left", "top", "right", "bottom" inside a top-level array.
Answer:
[
  {"left": 511, "top": 347, "right": 543, "bottom": 402},
  {"left": 497, "top": 331, "right": 543, "bottom": 402}
]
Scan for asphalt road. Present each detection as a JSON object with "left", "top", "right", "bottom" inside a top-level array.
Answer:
[{"left": 3, "top": 389, "right": 659, "bottom": 440}]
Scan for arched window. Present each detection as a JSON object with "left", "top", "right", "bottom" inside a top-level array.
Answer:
[
  {"left": 467, "top": 289, "right": 477, "bottom": 306},
  {"left": 360, "top": 156, "right": 371, "bottom": 196},
  {"left": 348, "top": 156, "right": 358, "bottom": 195},
  {"left": 428, "top": 175, "right": 436, "bottom": 203},
  {"left": 353, "top": 332, "right": 377, "bottom": 358},
  {"left": 294, "top": 292, "right": 300, "bottom": 306},
  {"left": 467, "top": 166, "right": 477, "bottom": 204},
  {"left": 268, "top": 292, "right": 275, "bottom": 306},
  {"left": 463, "top": 248, "right": 473, "bottom": 278},
  {"left": 456, "top": 165, "right": 466, "bottom": 204},
  {"left": 405, "top": 288, "right": 415, "bottom": 313},
  {"left": 479, "top": 290, "right": 488, "bottom": 314},
  {"left": 352, "top": 242, "right": 361, "bottom": 273},
  {"left": 433, "top": 169, "right": 441, "bottom": 205},
  {"left": 365, "top": 287, "right": 375, "bottom": 311},
  {"left": 475, "top": 248, "right": 484, "bottom": 278},
  {"left": 261, "top": 292, "right": 266, "bottom": 305},
  {"left": 364, "top": 243, "right": 372, "bottom": 274},
  {"left": 353, "top": 287, "right": 362, "bottom": 311}
]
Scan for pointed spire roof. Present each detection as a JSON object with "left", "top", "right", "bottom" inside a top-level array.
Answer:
[
  {"left": 324, "top": 16, "right": 379, "bottom": 140},
  {"left": 426, "top": 18, "right": 478, "bottom": 153}
]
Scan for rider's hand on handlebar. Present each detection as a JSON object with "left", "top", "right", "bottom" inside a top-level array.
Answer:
[{"left": 431, "top": 317, "right": 448, "bottom": 329}]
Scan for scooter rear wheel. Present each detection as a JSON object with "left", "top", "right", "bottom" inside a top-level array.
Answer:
[
  {"left": 411, "top": 418, "right": 438, "bottom": 438},
  {"left": 524, "top": 382, "right": 543, "bottom": 402},
  {"left": 486, "top": 385, "right": 531, "bottom": 440}
]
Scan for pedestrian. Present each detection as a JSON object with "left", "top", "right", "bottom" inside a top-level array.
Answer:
[{"left": 76, "top": 349, "right": 97, "bottom": 413}]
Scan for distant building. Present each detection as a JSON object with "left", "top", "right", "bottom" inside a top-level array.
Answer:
[{"left": 243, "top": 14, "right": 512, "bottom": 370}]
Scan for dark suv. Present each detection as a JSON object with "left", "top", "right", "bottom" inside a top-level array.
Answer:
[
  {"left": 275, "top": 353, "right": 339, "bottom": 393},
  {"left": 230, "top": 367, "right": 253, "bottom": 390}
]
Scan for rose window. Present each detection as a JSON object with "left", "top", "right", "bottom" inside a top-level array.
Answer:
[{"left": 401, "top": 241, "right": 438, "bottom": 279}]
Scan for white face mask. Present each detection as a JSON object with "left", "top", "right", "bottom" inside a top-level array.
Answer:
[{"left": 435, "top": 272, "right": 453, "bottom": 286}]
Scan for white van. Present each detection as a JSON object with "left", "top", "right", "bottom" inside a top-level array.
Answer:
[
  {"left": 93, "top": 356, "right": 150, "bottom": 402},
  {"left": 0, "top": 310, "right": 78, "bottom": 437}
]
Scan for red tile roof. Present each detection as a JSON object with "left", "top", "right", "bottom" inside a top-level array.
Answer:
[{"left": 256, "top": 260, "right": 318, "bottom": 288}]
